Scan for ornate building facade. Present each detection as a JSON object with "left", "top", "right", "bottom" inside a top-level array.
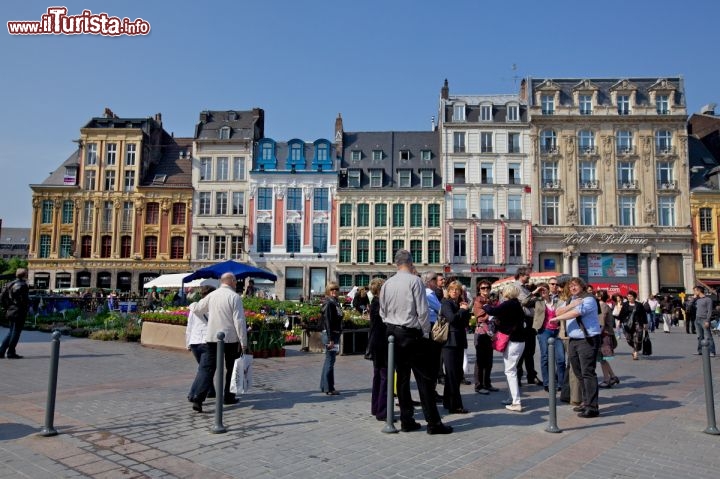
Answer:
[
  {"left": 526, "top": 78, "right": 694, "bottom": 297},
  {"left": 28, "top": 109, "right": 193, "bottom": 292}
]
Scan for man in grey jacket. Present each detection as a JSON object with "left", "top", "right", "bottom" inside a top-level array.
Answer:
[{"left": 693, "top": 285, "right": 716, "bottom": 357}]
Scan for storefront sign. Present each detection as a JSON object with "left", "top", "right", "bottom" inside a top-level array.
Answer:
[{"left": 562, "top": 232, "right": 649, "bottom": 246}]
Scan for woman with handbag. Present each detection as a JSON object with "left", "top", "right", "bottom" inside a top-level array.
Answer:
[
  {"left": 439, "top": 281, "right": 471, "bottom": 414},
  {"left": 619, "top": 290, "right": 647, "bottom": 360},
  {"left": 483, "top": 284, "right": 526, "bottom": 412},
  {"left": 472, "top": 280, "right": 498, "bottom": 394},
  {"left": 367, "top": 278, "right": 388, "bottom": 421},
  {"left": 533, "top": 282, "right": 565, "bottom": 392},
  {"left": 319, "top": 282, "right": 343, "bottom": 395},
  {"left": 596, "top": 290, "right": 620, "bottom": 387}
]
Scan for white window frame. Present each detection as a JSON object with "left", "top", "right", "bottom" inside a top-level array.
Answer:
[
  {"left": 125, "top": 143, "right": 136, "bottom": 166},
  {"left": 507, "top": 104, "right": 519, "bottom": 121},
  {"left": 453, "top": 103, "right": 466, "bottom": 122},
  {"left": 369, "top": 169, "right": 383, "bottom": 187},
  {"left": 348, "top": 169, "right": 361, "bottom": 187},
  {"left": 233, "top": 157, "right": 245, "bottom": 180},
  {"left": 106, "top": 143, "right": 117, "bottom": 165},
  {"left": 216, "top": 157, "right": 229, "bottom": 181}
]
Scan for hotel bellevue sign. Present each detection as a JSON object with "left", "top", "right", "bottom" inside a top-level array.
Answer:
[{"left": 561, "top": 231, "right": 650, "bottom": 246}]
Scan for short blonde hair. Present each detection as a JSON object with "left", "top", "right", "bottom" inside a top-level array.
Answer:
[
  {"left": 502, "top": 284, "right": 520, "bottom": 300},
  {"left": 447, "top": 281, "right": 463, "bottom": 294},
  {"left": 325, "top": 281, "right": 340, "bottom": 296}
]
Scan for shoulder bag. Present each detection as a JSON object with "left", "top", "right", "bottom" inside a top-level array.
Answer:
[{"left": 432, "top": 316, "right": 449, "bottom": 344}]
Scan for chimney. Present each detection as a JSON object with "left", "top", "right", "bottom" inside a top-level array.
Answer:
[
  {"left": 441, "top": 79, "right": 449, "bottom": 100},
  {"left": 104, "top": 107, "right": 116, "bottom": 118},
  {"left": 519, "top": 78, "right": 527, "bottom": 101},
  {"left": 701, "top": 103, "right": 717, "bottom": 116},
  {"left": 154, "top": 113, "right": 162, "bottom": 126},
  {"left": 334, "top": 113, "right": 344, "bottom": 157},
  {"left": 431, "top": 116, "right": 436, "bottom": 131}
]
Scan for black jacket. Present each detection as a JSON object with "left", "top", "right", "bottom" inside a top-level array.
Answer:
[
  {"left": 3, "top": 279, "right": 29, "bottom": 319},
  {"left": 483, "top": 298, "right": 526, "bottom": 343},
  {"left": 368, "top": 297, "right": 387, "bottom": 362},
  {"left": 321, "top": 297, "right": 343, "bottom": 334},
  {"left": 440, "top": 298, "right": 470, "bottom": 349}
]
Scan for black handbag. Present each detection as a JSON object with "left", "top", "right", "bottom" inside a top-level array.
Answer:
[{"left": 364, "top": 331, "right": 374, "bottom": 360}]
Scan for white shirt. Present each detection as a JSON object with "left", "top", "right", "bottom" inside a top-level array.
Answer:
[
  {"left": 193, "top": 284, "right": 247, "bottom": 347},
  {"left": 185, "top": 302, "right": 208, "bottom": 348}
]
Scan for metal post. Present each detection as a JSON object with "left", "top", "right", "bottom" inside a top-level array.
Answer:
[
  {"left": 545, "top": 337, "right": 562, "bottom": 433},
  {"left": 211, "top": 332, "right": 227, "bottom": 434},
  {"left": 382, "top": 335, "right": 398, "bottom": 433},
  {"left": 39, "top": 330, "right": 62, "bottom": 437},
  {"left": 701, "top": 333, "right": 719, "bottom": 435}
]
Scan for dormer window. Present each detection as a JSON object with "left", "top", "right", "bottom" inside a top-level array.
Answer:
[
  {"left": 312, "top": 140, "right": 332, "bottom": 171},
  {"left": 507, "top": 104, "right": 519, "bottom": 122},
  {"left": 63, "top": 166, "right": 78, "bottom": 185},
  {"left": 421, "top": 150, "right": 431, "bottom": 161},
  {"left": 579, "top": 95, "right": 593, "bottom": 115},
  {"left": 351, "top": 150, "right": 361, "bottom": 162},
  {"left": 257, "top": 139, "right": 277, "bottom": 170},
  {"left": 541, "top": 95, "right": 554, "bottom": 115},
  {"left": 656, "top": 95, "right": 670, "bottom": 115},
  {"left": 453, "top": 103, "right": 466, "bottom": 122},
  {"left": 372, "top": 150, "right": 383, "bottom": 161},
  {"left": 398, "top": 169, "right": 412, "bottom": 188},
  {"left": 348, "top": 169, "right": 361, "bottom": 187},
  {"left": 288, "top": 140, "right": 304, "bottom": 168},
  {"left": 480, "top": 104, "right": 492, "bottom": 121},
  {"left": 400, "top": 150, "right": 411, "bottom": 161},
  {"left": 219, "top": 126, "right": 231, "bottom": 140}
]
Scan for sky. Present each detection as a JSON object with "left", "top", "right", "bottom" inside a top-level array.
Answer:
[{"left": 1, "top": 0, "right": 719, "bottom": 228}]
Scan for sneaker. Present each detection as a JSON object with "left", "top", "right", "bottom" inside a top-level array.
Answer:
[
  {"left": 476, "top": 388, "right": 490, "bottom": 395},
  {"left": 486, "top": 386, "right": 500, "bottom": 392},
  {"left": 505, "top": 403, "right": 523, "bottom": 412},
  {"left": 6, "top": 354, "right": 23, "bottom": 359},
  {"left": 501, "top": 398, "right": 513, "bottom": 406}
]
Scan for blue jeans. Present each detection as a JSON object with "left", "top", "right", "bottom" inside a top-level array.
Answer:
[
  {"left": 320, "top": 331, "right": 340, "bottom": 392},
  {"left": 696, "top": 319, "right": 716, "bottom": 355},
  {"left": 537, "top": 329, "right": 565, "bottom": 388}
]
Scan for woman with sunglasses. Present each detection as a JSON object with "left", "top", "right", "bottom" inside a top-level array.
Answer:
[
  {"left": 440, "top": 281, "right": 471, "bottom": 414},
  {"left": 320, "top": 282, "right": 343, "bottom": 395},
  {"left": 472, "top": 280, "right": 498, "bottom": 394}
]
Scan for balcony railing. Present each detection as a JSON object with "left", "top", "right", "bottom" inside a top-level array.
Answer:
[
  {"left": 617, "top": 180, "right": 638, "bottom": 190},
  {"left": 480, "top": 209, "right": 494, "bottom": 220},
  {"left": 579, "top": 180, "right": 599, "bottom": 189},
  {"left": 507, "top": 210, "right": 522, "bottom": 220},
  {"left": 542, "top": 179, "right": 561, "bottom": 189},
  {"left": 579, "top": 146, "right": 597, "bottom": 155},
  {"left": 617, "top": 146, "right": 635, "bottom": 155},
  {"left": 542, "top": 109, "right": 554, "bottom": 115},
  {"left": 453, "top": 209, "right": 467, "bottom": 219},
  {"left": 657, "top": 180, "right": 678, "bottom": 190},
  {"left": 540, "top": 145, "right": 558, "bottom": 154},
  {"left": 656, "top": 146, "right": 675, "bottom": 156}
]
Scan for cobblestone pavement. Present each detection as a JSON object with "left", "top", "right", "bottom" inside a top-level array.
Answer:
[{"left": 1, "top": 326, "right": 719, "bottom": 478}]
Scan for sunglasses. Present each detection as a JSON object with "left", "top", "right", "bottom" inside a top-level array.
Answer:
[
  {"left": 549, "top": 283, "right": 557, "bottom": 286},
  {"left": 479, "top": 286, "right": 490, "bottom": 290}
]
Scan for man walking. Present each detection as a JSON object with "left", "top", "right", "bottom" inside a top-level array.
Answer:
[
  {"left": 380, "top": 250, "right": 452, "bottom": 435},
  {"left": 0, "top": 268, "right": 30, "bottom": 359},
  {"left": 693, "top": 285, "right": 716, "bottom": 357},
  {"left": 188, "top": 272, "right": 248, "bottom": 412},
  {"left": 515, "top": 267, "right": 541, "bottom": 386}
]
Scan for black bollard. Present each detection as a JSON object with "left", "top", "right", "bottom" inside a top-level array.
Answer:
[
  {"left": 382, "top": 335, "right": 398, "bottom": 433},
  {"left": 211, "top": 332, "right": 227, "bottom": 434},
  {"left": 701, "top": 334, "right": 720, "bottom": 435},
  {"left": 39, "top": 330, "right": 62, "bottom": 437},
  {"left": 545, "top": 337, "right": 562, "bottom": 433}
]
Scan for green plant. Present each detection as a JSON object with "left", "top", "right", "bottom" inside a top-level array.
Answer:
[{"left": 89, "top": 329, "right": 117, "bottom": 341}]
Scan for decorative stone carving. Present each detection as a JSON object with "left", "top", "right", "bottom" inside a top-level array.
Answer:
[
  {"left": 644, "top": 200, "right": 656, "bottom": 224},
  {"left": 567, "top": 200, "right": 577, "bottom": 223}
]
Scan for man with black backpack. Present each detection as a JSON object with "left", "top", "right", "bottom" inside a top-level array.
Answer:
[{"left": 0, "top": 268, "right": 30, "bottom": 359}]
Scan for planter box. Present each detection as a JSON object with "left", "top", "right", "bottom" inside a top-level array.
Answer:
[
  {"left": 301, "top": 330, "right": 325, "bottom": 353},
  {"left": 301, "top": 328, "right": 370, "bottom": 355},
  {"left": 141, "top": 322, "right": 186, "bottom": 350}
]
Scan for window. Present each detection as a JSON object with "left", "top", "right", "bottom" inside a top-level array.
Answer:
[
  {"left": 481, "top": 162, "right": 493, "bottom": 184},
  {"left": 339, "top": 239, "right": 352, "bottom": 263},
  {"left": 256, "top": 224, "right": 271, "bottom": 253},
  {"left": 508, "top": 163, "right": 521, "bottom": 184},
  {"left": 578, "top": 130, "right": 595, "bottom": 152},
  {"left": 428, "top": 204, "right": 440, "bottom": 227},
  {"left": 617, "top": 161, "right": 635, "bottom": 186},
  {"left": 125, "top": 143, "right": 136, "bottom": 166},
  {"left": 372, "top": 150, "right": 383, "bottom": 161},
  {"left": 124, "top": 171, "right": 135, "bottom": 192},
  {"left": 480, "top": 230, "right": 494, "bottom": 261},
  {"left": 82, "top": 201, "right": 94, "bottom": 230},
  {"left": 61, "top": 200, "right": 74, "bottom": 224},
  {"left": 658, "top": 196, "right": 675, "bottom": 226},
  {"left": 100, "top": 236, "right": 112, "bottom": 258},
  {"left": 481, "top": 104, "right": 492, "bottom": 121},
  {"left": 453, "top": 194, "right": 467, "bottom": 219},
  {"left": 508, "top": 195, "right": 522, "bottom": 220},
  {"left": 656, "top": 161, "right": 674, "bottom": 185},
  {"left": 315, "top": 142, "right": 329, "bottom": 166},
  {"left": 453, "top": 230, "right": 466, "bottom": 261},
  {"left": 701, "top": 244, "right": 714, "bottom": 268},
  {"left": 233, "top": 157, "right": 245, "bottom": 180},
  {"left": 392, "top": 240, "right": 405, "bottom": 259},
  {"left": 214, "top": 236, "right": 226, "bottom": 259},
  {"left": 340, "top": 204, "right": 352, "bottom": 227},
  {"left": 287, "top": 188, "right": 302, "bottom": 211},
  {"left": 656, "top": 94, "right": 670, "bottom": 114},
  {"left": 286, "top": 224, "right": 300, "bottom": 253},
  {"left": 507, "top": 104, "right": 519, "bottom": 121},
  {"left": 375, "top": 204, "right": 387, "bottom": 227},
  {"left": 230, "top": 236, "right": 243, "bottom": 259},
  {"left": 700, "top": 208, "right": 713, "bottom": 232},
  {"left": 428, "top": 240, "right": 440, "bottom": 264},
  {"left": 261, "top": 143, "right": 273, "bottom": 161},
  {"left": 258, "top": 187, "right": 272, "bottom": 210},
  {"left": 145, "top": 202, "right": 159, "bottom": 224},
  {"left": 105, "top": 143, "right": 117, "bottom": 165},
  {"left": 453, "top": 132, "right": 465, "bottom": 153},
  {"left": 541, "top": 95, "right": 554, "bottom": 115},
  {"left": 655, "top": 130, "right": 672, "bottom": 153},
  {"left": 313, "top": 223, "right": 327, "bottom": 253},
  {"left": 216, "top": 157, "right": 229, "bottom": 181},
  {"left": 374, "top": 240, "right": 387, "bottom": 264},
  {"left": 285, "top": 267, "right": 303, "bottom": 300},
  {"left": 541, "top": 161, "right": 558, "bottom": 185},
  {"left": 120, "top": 236, "right": 131, "bottom": 258},
  {"left": 480, "top": 195, "right": 494, "bottom": 220},
  {"left": 355, "top": 274, "right": 370, "bottom": 287},
  {"left": 421, "top": 150, "right": 431, "bottom": 161},
  {"left": 84, "top": 170, "right": 96, "bottom": 190},
  {"left": 542, "top": 196, "right": 558, "bottom": 225},
  {"left": 392, "top": 203, "right": 405, "bottom": 227},
  {"left": 314, "top": 188, "right": 328, "bottom": 211},
  {"left": 508, "top": 132, "right": 520, "bottom": 153},
  {"left": 80, "top": 236, "right": 92, "bottom": 258},
  {"left": 41, "top": 200, "right": 54, "bottom": 224},
  {"left": 410, "top": 240, "right": 422, "bottom": 264},
  {"left": 579, "top": 94, "right": 593, "bottom": 115},
  {"left": 420, "top": 169, "right": 433, "bottom": 187},
  {"left": 508, "top": 229, "right": 522, "bottom": 261},
  {"left": 616, "top": 130, "right": 633, "bottom": 153},
  {"left": 454, "top": 163, "right": 466, "bottom": 184},
  {"left": 59, "top": 235, "right": 72, "bottom": 258},
  {"left": 369, "top": 169, "right": 383, "bottom": 187},
  {"left": 86, "top": 143, "right": 97, "bottom": 165},
  {"left": 170, "top": 237, "right": 184, "bottom": 259},
  {"left": 232, "top": 192, "right": 244, "bottom": 215},
  {"left": 144, "top": 236, "right": 158, "bottom": 259},
  {"left": 169, "top": 203, "right": 184, "bottom": 225},
  {"left": 540, "top": 130, "right": 557, "bottom": 153},
  {"left": 410, "top": 204, "right": 422, "bottom": 227},
  {"left": 200, "top": 157, "right": 212, "bottom": 181},
  {"left": 618, "top": 196, "right": 636, "bottom": 226},
  {"left": 290, "top": 143, "right": 303, "bottom": 164},
  {"left": 357, "top": 204, "right": 370, "bottom": 227},
  {"left": 198, "top": 192, "right": 211, "bottom": 215},
  {"left": 197, "top": 235, "right": 210, "bottom": 259},
  {"left": 104, "top": 170, "right": 116, "bottom": 191},
  {"left": 579, "top": 160, "right": 597, "bottom": 185},
  {"left": 357, "top": 239, "right": 369, "bottom": 263},
  {"left": 102, "top": 201, "right": 113, "bottom": 230},
  {"left": 453, "top": 104, "right": 466, "bottom": 122},
  {"left": 39, "top": 234, "right": 51, "bottom": 258},
  {"left": 481, "top": 132, "right": 493, "bottom": 153},
  {"left": 351, "top": 150, "right": 361, "bottom": 162},
  {"left": 219, "top": 126, "right": 230, "bottom": 140},
  {"left": 398, "top": 169, "right": 412, "bottom": 187},
  {"left": 617, "top": 95, "right": 630, "bottom": 115},
  {"left": 348, "top": 169, "right": 361, "bottom": 187},
  {"left": 580, "top": 196, "right": 597, "bottom": 226},
  {"left": 400, "top": 150, "right": 411, "bottom": 161}
]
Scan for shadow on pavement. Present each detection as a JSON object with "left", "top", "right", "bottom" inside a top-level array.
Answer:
[{"left": 0, "top": 423, "right": 42, "bottom": 441}]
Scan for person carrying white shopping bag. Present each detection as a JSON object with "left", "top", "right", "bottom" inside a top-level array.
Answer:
[{"left": 230, "top": 353, "right": 253, "bottom": 394}]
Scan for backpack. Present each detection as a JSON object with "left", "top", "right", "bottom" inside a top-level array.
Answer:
[{"left": 0, "top": 280, "right": 16, "bottom": 309}]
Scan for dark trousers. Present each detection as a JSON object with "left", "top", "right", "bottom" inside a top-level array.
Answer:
[
  {"left": 568, "top": 336, "right": 601, "bottom": 411},
  {"left": 517, "top": 327, "right": 538, "bottom": 382},
  {"left": 387, "top": 325, "right": 442, "bottom": 427},
  {"left": 442, "top": 346, "right": 464, "bottom": 411},
  {"left": 686, "top": 315, "right": 697, "bottom": 334},
  {"left": 189, "top": 344, "right": 216, "bottom": 397},
  {"left": 371, "top": 366, "right": 388, "bottom": 419},
  {"left": 189, "top": 341, "right": 239, "bottom": 403},
  {"left": 474, "top": 335, "right": 494, "bottom": 389},
  {"left": 0, "top": 314, "right": 25, "bottom": 356}
]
